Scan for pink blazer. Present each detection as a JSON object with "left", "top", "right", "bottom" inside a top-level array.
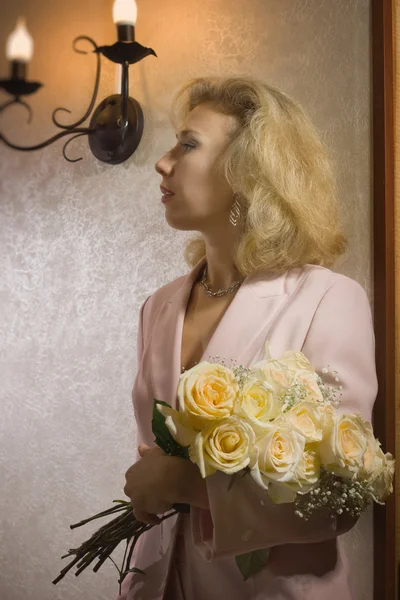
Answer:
[{"left": 117, "top": 256, "right": 378, "bottom": 600}]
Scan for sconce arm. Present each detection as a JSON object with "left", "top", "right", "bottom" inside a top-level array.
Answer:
[
  {"left": 0, "top": 126, "right": 93, "bottom": 162},
  {"left": 52, "top": 36, "right": 101, "bottom": 130},
  {"left": 0, "top": 97, "right": 33, "bottom": 124},
  {"left": 120, "top": 61, "right": 129, "bottom": 140}
]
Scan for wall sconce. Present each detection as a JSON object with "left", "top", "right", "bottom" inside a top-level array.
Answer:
[{"left": 0, "top": 0, "right": 157, "bottom": 164}]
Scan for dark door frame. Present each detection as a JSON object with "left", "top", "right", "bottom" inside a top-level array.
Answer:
[{"left": 371, "top": 0, "right": 395, "bottom": 598}]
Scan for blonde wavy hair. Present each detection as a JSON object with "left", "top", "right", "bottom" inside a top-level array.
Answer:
[{"left": 170, "top": 76, "right": 348, "bottom": 276}]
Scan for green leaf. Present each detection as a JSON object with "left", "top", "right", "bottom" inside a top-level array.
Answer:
[
  {"left": 152, "top": 399, "right": 173, "bottom": 452},
  {"left": 227, "top": 472, "right": 237, "bottom": 492},
  {"left": 235, "top": 549, "right": 271, "bottom": 581},
  {"left": 228, "top": 465, "right": 250, "bottom": 493},
  {"left": 152, "top": 398, "right": 189, "bottom": 459},
  {"left": 125, "top": 567, "right": 146, "bottom": 575}
]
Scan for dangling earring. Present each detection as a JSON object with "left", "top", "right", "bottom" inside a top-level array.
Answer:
[{"left": 229, "top": 195, "right": 242, "bottom": 227}]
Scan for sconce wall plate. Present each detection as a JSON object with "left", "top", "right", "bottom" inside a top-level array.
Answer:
[{"left": 89, "top": 94, "right": 143, "bottom": 164}]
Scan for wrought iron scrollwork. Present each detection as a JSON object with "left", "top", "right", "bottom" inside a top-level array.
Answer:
[
  {"left": 51, "top": 36, "right": 101, "bottom": 130},
  {"left": 0, "top": 97, "right": 33, "bottom": 124},
  {"left": 0, "top": 26, "right": 157, "bottom": 163},
  {"left": 62, "top": 131, "right": 93, "bottom": 162},
  {"left": 0, "top": 36, "right": 99, "bottom": 160},
  {"left": 0, "top": 127, "right": 93, "bottom": 162}
]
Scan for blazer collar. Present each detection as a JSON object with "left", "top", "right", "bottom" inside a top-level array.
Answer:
[{"left": 150, "top": 256, "right": 307, "bottom": 409}]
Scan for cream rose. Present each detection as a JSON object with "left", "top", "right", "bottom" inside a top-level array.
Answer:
[
  {"left": 294, "top": 444, "right": 321, "bottom": 491},
  {"left": 370, "top": 450, "right": 395, "bottom": 503},
  {"left": 156, "top": 403, "right": 197, "bottom": 447},
  {"left": 278, "top": 351, "right": 324, "bottom": 403},
  {"left": 250, "top": 359, "right": 295, "bottom": 398},
  {"left": 178, "top": 361, "right": 239, "bottom": 429},
  {"left": 267, "top": 444, "right": 321, "bottom": 503},
  {"left": 251, "top": 351, "right": 323, "bottom": 404},
  {"left": 234, "top": 377, "right": 282, "bottom": 435},
  {"left": 250, "top": 419, "right": 306, "bottom": 492},
  {"left": 284, "top": 401, "right": 325, "bottom": 443},
  {"left": 294, "top": 372, "right": 324, "bottom": 403},
  {"left": 320, "top": 402, "right": 336, "bottom": 436},
  {"left": 360, "top": 424, "right": 395, "bottom": 502},
  {"left": 189, "top": 416, "right": 256, "bottom": 478},
  {"left": 319, "top": 413, "right": 369, "bottom": 478},
  {"left": 360, "top": 422, "right": 383, "bottom": 479}
]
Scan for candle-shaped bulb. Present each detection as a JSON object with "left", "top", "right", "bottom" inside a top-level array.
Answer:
[
  {"left": 6, "top": 17, "right": 34, "bottom": 62},
  {"left": 113, "top": 0, "right": 137, "bottom": 25}
]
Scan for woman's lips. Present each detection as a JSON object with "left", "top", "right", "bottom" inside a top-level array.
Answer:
[{"left": 161, "top": 187, "right": 176, "bottom": 203}]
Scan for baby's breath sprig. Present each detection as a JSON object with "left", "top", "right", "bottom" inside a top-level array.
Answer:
[
  {"left": 208, "top": 354, "right": 230, "bottom": 368},
  {"left": 281, "top": 382, "right": 309, "bottom": 412},
  {"left": 232, "top": 364, "right": 253, "bottom": 389},
  {"left": 294, "top": 470, "right": 372, "bottom": 520},
  {"left": 316, "top": 366, "right": 343, "bottom": 408}
]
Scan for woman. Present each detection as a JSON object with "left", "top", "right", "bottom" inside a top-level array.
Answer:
[{"left": 119, "top": 77, "right": 377, "bottom": 600}]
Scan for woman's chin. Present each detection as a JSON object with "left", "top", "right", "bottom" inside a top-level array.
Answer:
[{"left": 164, "top": 213, "right": 196, "bottom": 232}]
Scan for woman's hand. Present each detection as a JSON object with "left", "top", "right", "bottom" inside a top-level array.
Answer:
[
  {"left": 124, "top": 444, "right": 176, "bottom": 525},
  {"left": 124, "top": 443, "right": 210, "bottom": 525}
]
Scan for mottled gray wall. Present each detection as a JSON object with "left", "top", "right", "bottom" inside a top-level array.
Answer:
[{"left": 0, "top": 1, "right": 373, "bottom": 599}]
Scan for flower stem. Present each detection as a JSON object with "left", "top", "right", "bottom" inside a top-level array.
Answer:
[
  {"left": 69, "top": 502, "right": 130, "bottom": 529},
  {"left": 52, "top": 505, "right": 180, "bottom": 588}
]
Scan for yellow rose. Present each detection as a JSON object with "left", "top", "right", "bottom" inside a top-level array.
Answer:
[
  {"left": 319, "top": 413, "right": 369, "bottom": 477},
  {"left": 178, "top": 361, "right": 239, "bottom": 429},
  {"left": 189, "top": 416, "right": 256, "bottom": 478},
  {"left": 284, "top": 401, "right": 325, "bottom": 443},
  {"left": 234, "top": 377, "right": 282, "bottom": 435},
  {"left": 250, "top": 419, "right": 306, "bottom": 492}
]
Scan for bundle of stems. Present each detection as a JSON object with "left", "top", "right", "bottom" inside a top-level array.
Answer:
[
  {"left": 52, "top": 399, "right": 189, "bottom": 595},
  {"left": 52, "top": 499, "right": 186, "bottom": 596}
]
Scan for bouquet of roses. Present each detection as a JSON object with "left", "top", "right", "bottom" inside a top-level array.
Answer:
[{"left": 53, "top": 341, "right": 394, "bottom": 591}]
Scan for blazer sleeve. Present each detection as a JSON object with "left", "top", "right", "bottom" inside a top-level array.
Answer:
[
  {"left": 116, "top": 296, "right": 153, "bottom": 600},
  {"left": 190, "top": 276, "right": 378, "bottom": 561},
  {"left": 132, "top": 296, "right": 151, "bottom": 462}
]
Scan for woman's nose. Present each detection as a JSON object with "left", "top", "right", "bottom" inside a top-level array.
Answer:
[{"left": 155, "top": 153, "right": 173, "bottom": 177}]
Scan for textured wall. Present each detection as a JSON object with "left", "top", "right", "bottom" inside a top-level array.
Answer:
[{"left": 0, "top": 1, "right": 373, "bottom": 599}]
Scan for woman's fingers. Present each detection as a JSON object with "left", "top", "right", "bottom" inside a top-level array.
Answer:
[
  {"left": 138, "top": 443, "right": 150, "bottom": 457},
  {"left": 138, "top": 443, "right": 165, "bottom": 458},
  {"left": 131, "top": 506, "right": 161, "bottom": 526}
]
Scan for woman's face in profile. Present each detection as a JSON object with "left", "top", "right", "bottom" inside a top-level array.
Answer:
[{"left": 155, "top": 102, "right": 239, "bottom": 233}]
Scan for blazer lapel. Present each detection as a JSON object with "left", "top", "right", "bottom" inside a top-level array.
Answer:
[{"left": 150, "top": 257, "right": 308, "bottom": 409}]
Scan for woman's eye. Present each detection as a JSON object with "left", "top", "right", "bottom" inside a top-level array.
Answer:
[{"left": 181, "top": 143, "right": 195, "bottom": 152}]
